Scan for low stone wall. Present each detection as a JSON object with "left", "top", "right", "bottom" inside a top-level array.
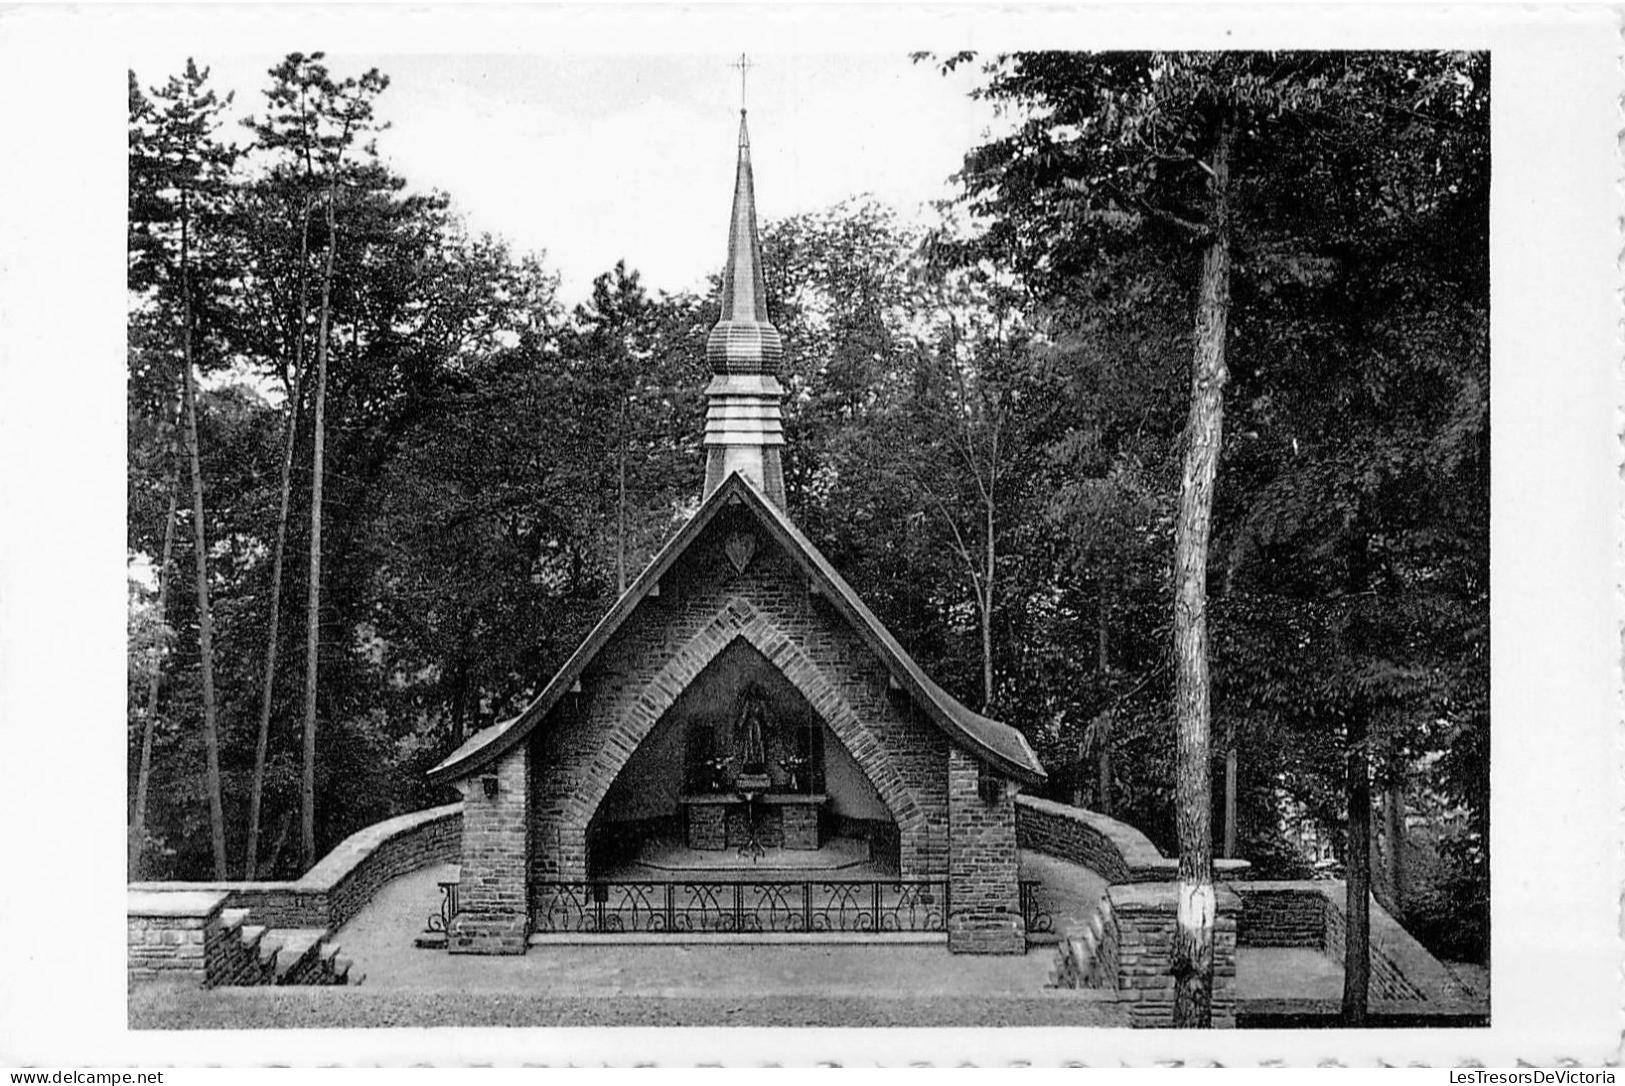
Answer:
[
  {"left": 1104, "top": 882, "right": 1240, "bottom": 1028},
  {"left": 1236, "top": 881, "right": 1460, "bottom": 1005},
  {"left": 1236, "top": 884, "right": 1324, "bottom": 948},
  {"left": 128, "top": 892, "right": 270, "bottom": 987},
  {"left": 1015, "top": 796, "right": 1250, "bottom": 884},
  {"left": 130, "top": 803, "right": 461, "bottom": 964},
  {"left": 128, "top": 891, "right": 229, "bottom": 985},
  {"left": 313, "top": 804, "right": 462, "bottom": 931}
]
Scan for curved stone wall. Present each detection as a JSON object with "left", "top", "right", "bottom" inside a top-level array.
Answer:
[
  {"left": 1014, "top": 795, "right": 1249, "bottom": 883},
  {"left": 128, "top": 802, "right": 462, "bottom": 933},
  {"left": 1014, "top": 796, "right": 1173, "bottom": 882}
]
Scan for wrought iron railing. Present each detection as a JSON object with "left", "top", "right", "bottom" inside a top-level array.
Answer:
[
  {"left": 1019, "top": 879, "right": 1055, "bottom": 937},
  {"left": 427, "top": 879, "right": 460, "bottom": 934},
  {"left": 533, "top": 879, "right": 950, "bottom": 934}
]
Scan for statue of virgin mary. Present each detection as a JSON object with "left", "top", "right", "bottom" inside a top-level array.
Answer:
[{"left": 735, "top": 685, "right": 769, "bottom": 774}]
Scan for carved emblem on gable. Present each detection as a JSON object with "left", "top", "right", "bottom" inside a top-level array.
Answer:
[{"left": 724, "top": 532, "right": 757, "bottom": 575}]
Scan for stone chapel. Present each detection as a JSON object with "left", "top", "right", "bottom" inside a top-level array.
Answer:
[{"left": 429, "top": 106, "right": 1047, "bottom": 956}]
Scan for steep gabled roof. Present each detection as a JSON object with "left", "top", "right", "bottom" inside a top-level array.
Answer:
[{"left": 428, "top": 472, "right": 1046, "bottom": 787}]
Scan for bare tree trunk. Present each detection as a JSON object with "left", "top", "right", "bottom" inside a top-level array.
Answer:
[
  {"left": 1223, "top": 734, "right": 1238, "bottom": 859},
  {"left": 1096, "top": 583, "right": 1112, "bottom": 816},
  {"left": 980, "top": 453, "right": 997, "bottom": 710},
  {"left": 130, "top": 479, "right": 179, "bottom": 880},
  {"left": 181, "top": 261, "right": 229, "bottom": 880},
  {"left": 1096, "top": 714, "right": 1114, "bottom": 818},
  {"left": 1343, "top": 712, "right": 1372, "bottom": 1025},
  {"left": 245, "top": 194, "right": 311, "bottom": 880},
  {"left": 1171, "top": 117, "right": 1232, "bottom": 1029},
  {"left": 301, "top": 185, "right": 338, "bottom": 872},
  {"left": 183, "top": 318, "right": 229, "bottom": 877},
  {"left": 981, "top": 559, "right": 993, "bottom": 709},
  {"left": 1384, "top": 778, "right": 1406, "bottom": 919},
  {"left": 1221, "top": 560, "right": 1240, "bottom": 860},
  {"left": 265, "top": 807, "right": 295, "bottom": 878},
  {"left": 617, "top": 392, "right": 628, "bottom": 595}
]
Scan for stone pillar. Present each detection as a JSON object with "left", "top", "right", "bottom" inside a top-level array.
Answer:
[
  {"left": 127, "top": 890, "right": 229, "bottom": 987},
  {"left": 1108, "top": 882, "right": 1241, "bottom": 1028},
  {"left": 450, "top": 744, "right": 531, "bottom": 955},
  {"left": 946, "top": 746, "right": 1025, "bottom": 954}
]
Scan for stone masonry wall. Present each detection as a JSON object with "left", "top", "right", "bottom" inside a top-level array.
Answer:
[
  {"left": 946, "top": 746, "right": 1024, "bottom": 955},
  {"left": 1238, "top": 882, "right": 1436, "bottom": 1004},
  {"left": 1107, "top": 882, "right": 1240, "bottom": 1028},
  {"left": 319, "top": 807, "right": 461, "bottom": 930},
  {"left": 688, "top": 804, "right": 727, "bottom": 850},
  {"left": 129, "top": 891, "right": 272, "bottom": 988},
  {"left": 529, "top": 508, "right": 951, "bottom": 885},
  {"left": 451, "top": 744, "right": 530, "bottom": 954},
  {"left": 128, "top": 804, "right": 461, "bottom": 931},
  {"left": 1237, "top": 885, "right": 1325, "bottom": 948},
  {"left": 1015, "top": 795, "right": 1250, "bottom": 884},
  {"left": 128, "top": 891, "right": 227, "bottom": 985}
]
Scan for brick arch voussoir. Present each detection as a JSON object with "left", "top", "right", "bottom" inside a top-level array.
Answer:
[{"left": 571, "top": 596, "right": 924, "bottom": 840}]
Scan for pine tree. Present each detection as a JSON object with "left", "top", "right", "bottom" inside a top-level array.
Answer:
[{"left": 128, "top": 60, "right": 239, "bottom": 879}]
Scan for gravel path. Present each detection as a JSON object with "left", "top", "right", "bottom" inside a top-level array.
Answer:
[{"left": 129, "top": 985, "right": 1125, "bottom": 1030}]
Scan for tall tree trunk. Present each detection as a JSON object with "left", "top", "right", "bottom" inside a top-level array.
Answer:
[
  {"left": 981, "top": 419, "right": 994, "bottom": 715},
  {"left": 301, "top": 185, "right": 338, "bottom": 871},
  {"left": 1221, "top": 538, "right": 1241, "bottom": 859},
  {"left": 245, "top": 194, "right": 312, "bottom": 880},
  {"left": 1223, "top": 732, "right": 1238, "bottom": 859},
  {"left": 1384, "top": 777, "right": 1406, "bottom": 920},
  {"left": 1096, "top": 714, "right": 1114, "bottom": 818},
  {"left": 617, "top": 392, "right": 628, "bottom": 595},
  {"left": 129, "top": 478, "right": 179, "bottom": 880},
  {"left": 179, "top": 223, "right": 229, "bottom": 879},
  {"left": 1170, "top": 116, "right": 1232, "bottom": 1029},
  {"left": 265, "top": 806, "right": 295, "bottom": 878},
  {"left": 1096, "top": 583, "right": 1112, "bottom": 816},
  {"left": 450, "top": 649, "right": 471, "bottom": 745},
  {"left": 1343, "top": 711, "right": 1372, "bottom": 1025},
  {"left": 981, "top": 483, "right": 996, "bottom": 710}
]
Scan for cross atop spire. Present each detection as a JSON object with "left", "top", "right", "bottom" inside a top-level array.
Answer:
[{"left": 732, "top": 53, "right": 752, "bottom": 112}]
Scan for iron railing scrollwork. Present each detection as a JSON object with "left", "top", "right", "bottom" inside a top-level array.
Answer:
[
  {"left": 1019, "top": 879, "right": 1054, "bottom": 937},
  {"left": 532, "top": 879, "right": 952, "bottom": 935},
  {"left": 427, "top": 879, "right": 461, "bottom": 934}
]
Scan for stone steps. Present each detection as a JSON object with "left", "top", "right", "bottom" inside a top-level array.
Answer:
[
  {"left": 208, "top": 908, "right": 263, "bottom": 987},
  {"left": 200, "top": 918, "right": 354, "bottom": 987},
  {"left": 239, "top": 924, "right": 277, "bottom": 984},
  {"left": 1049, "top": 909, "right": 1110, "bottom": 989},
  {"left": 270, "top": 929, "right": 328, "bottom": 984},
  {"left": 319, "top": 939, "right": 356, "bottom": 986}
]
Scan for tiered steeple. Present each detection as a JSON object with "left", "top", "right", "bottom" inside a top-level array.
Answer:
[{"left": 702, "top": 109, "right": 787, "bottom": 508}]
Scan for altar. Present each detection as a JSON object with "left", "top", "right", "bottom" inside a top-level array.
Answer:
[{"left": 680, "top": 792, "right": 826, "bottom": 851}]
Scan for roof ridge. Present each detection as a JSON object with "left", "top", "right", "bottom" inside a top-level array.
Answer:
[{"left": 429, "top": 473, "right": 1045, "bottom": 786}]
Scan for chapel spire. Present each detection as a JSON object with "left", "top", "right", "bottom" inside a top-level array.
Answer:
[{"left": 702, "top": 92, "right": 787, "bottom": 508}]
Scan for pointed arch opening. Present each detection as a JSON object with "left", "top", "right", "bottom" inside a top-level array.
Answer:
[{"left": 587, "top": 636, "right": 903, "bottom": 878}]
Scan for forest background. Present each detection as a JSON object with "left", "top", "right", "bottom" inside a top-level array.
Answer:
[{"left": 125, "top": 50, "right": 1489, "bottom": 970}]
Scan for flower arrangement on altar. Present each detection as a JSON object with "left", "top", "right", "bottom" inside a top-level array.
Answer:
[
  {"left": 702, "top": 754, "right": 732, "bottom": 793},
  {"left": 779, "top": 754, "right": 810, "bottom": 793}
]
